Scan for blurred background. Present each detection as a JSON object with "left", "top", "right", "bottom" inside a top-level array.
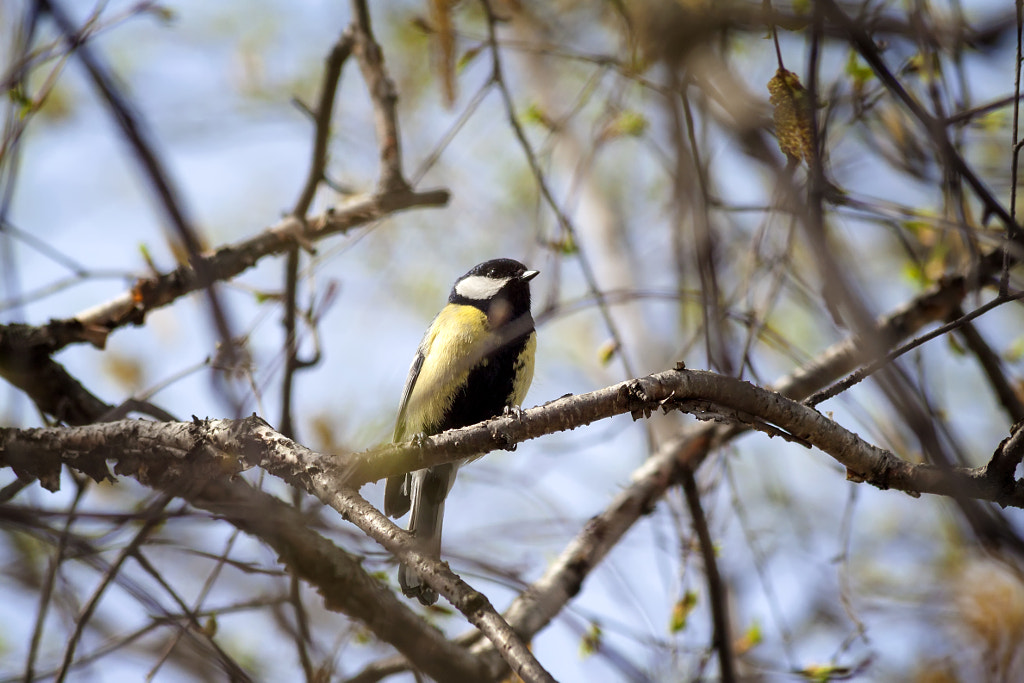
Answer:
[{"left": 2, "top": 0, "right": 1024, "bottom": 680}]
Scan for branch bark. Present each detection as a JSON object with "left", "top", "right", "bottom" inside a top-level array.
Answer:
[
  {"left": 5, "top": 368, "right": 1019, "bottom": 510},
  {"left": 9, "top": 363, "right": 1023, "bottom": 677},
  {"left": 0, "top": 187, "right": 449, "bottom": 362},
  {"left": 0, "top": 416, "right": 492, "bottom": 681}
]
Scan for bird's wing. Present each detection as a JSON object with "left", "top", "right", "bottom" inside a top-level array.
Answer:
[
  {"left": 384, "top": 328, "right": 431, "bottom": 519},
  {"left": 393, "top": 348, "right": 426, "bottom": 444}
]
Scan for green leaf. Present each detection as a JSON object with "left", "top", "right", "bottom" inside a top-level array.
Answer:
[
  {"left": 947, "top": 331, "right": 966, "bottom": 356},
  {"left": 608, "top": 110, "right": 648, "bottom": 138},
  {"left": 734, "top": 619, "right": 762, "bottom": 654},
  {"left": 597, "top": 339, "right": 619, "bottom": 366},
  {"left": 579, "top": 621, "right": 602, "bottom": 657},
  {"left": 547, "top": 233, "right": 577, "bottom": 255},
  {"left": 669, "top": 590, "right": 699, "bottom": 633},
  {"left": 976, "top": 109, "right": 1008, "bottom": 132},
  {"left": 138, "top": 242, "right": 157, "bottom": 272},
  {"left": 457, "top": 44, "right": 484, "bottom": 72},
  {"left": 1005, "top": 336, "right": 1024, "bottom": 363},
  {"left": 522, "top": 102, "right": 552, "bottom": 129},
  {"left": 901, "top": 261, "right": 927, "bottom": 288},
  {"left": 845, "top": 51, "right": 873, "bottom": 90},
  {"left": 795, "top": 663, "right": 855, "bottom": 682}
]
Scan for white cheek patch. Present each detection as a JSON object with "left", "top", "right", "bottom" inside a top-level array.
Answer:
[{"left": 455, "top": 274, "right": 510, "bottom": 300}]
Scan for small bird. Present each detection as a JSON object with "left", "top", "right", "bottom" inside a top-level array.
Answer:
[{"left": 384, "top": 258, "right": 539, "bottom": 605}]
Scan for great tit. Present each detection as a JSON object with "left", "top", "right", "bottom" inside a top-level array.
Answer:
[{"left": 384, "top": 258, "right": 539, "bottom": 605}]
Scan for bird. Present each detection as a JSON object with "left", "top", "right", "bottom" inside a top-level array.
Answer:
[{"left": 384, "top": 258, "right": 539, "bottom": 605}]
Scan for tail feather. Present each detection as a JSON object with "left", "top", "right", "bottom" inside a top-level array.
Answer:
[
  {"left": 384, "top": 474, "right": 410, "bottom": 518},
  {"left": 398, "top": 463, "right": 457, "bottom": 606}
]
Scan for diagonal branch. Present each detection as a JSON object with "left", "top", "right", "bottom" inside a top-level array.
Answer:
[
  {"left": 3, "top": 186, "right": 448, "bottom": 359},
  {"left": 5, "top": 225, "right": 1011, "bottom": 678},
  {"left": 0, "top": 415, "right": 554, "bottom": 681},
  {"left": 37, "top": 0, "right": 236, "bottom": 362},
  {"left": 0, "top": 365, "right": 489, "bottom": 681},
  {"left": 324, "top": 488, "right": 555, "bottom": 683},
  {"left": 291, "top": 28, "right": 357, "bottom": 219},
  {"left": 6, "top": 260, "right": 1023, "bottom": 678},
  {"left": 470, "top": 259, "right": 1013, "bottom": 663},
  {"left": 190, "top": 479, "right": 491, "bottom": 683},
  {"left": 951, "top": 309, "right": 1024, "bottom": 424}
]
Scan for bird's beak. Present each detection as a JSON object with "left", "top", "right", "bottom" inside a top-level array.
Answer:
[{"left": 521, "top": 269, "right": 540, "bottom": 282}]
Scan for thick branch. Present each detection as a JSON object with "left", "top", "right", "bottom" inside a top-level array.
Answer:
[
  {"left": 0, "top": 414, "right": 551, "bottom": 680},
  {"left": 0, "top": 325, "right": 112, "bottom": 426},
  {"left": 4, "top": 369, "right": 1020, "bottom": 506},
  {"left": 988, "top": 422, "right": 1024, "bottom": 485},
  {"left": 7, "top": 349, "right": 1023, "bottom": 678},
  {"left": 0, "top": 414, "right": 490, "bottom": 681},
  {"left": 179, "top": 479, "right": 491, "bottom": 683}
]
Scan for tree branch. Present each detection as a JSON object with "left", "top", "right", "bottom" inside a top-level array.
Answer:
[
  {"left": 350, "top": 0, "right": 409, "bottom": 193},
  {"left": 323, "top": 488, "right": 555, "bottom": 683},
  {"left": 0, "top": 374, "right": 488, "bottom": 680},
  {"left": 680, "top": 467, "right": 735, "bottom": 683},
  {"left": 3, "top": 187, "right": 448, "bottom": 358},
  {"left": 36, "top": 0, "right": 237, "bottom": 364},
  {"left": 467, "top": 260, "right": 1013, "bottom": 664},
  {"left": 291, "top": 28, "right": 356, "bottom": 219},
  {"left": 820, "top": 0, "right": 1020, "bottom": 238},
  {"left": 5, "top": 368, "right": 1019, "bottom": 510},
  {"left": 189, "top": 479, "right": 491, "bottom": 683}
]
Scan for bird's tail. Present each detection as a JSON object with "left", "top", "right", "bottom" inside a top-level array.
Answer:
[{"left": 398, "top": 463, "right": 458, "bottom": 606}]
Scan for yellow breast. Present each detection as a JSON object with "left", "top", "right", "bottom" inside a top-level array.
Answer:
[
  {"left": 510, "top": 332, "right": 536, "bottom": 407},
  {"left": 401, "top": 305, "right": 492, "bottom": 436}
]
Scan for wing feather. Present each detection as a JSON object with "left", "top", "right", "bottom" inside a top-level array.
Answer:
[
  {"left": 385, "top": 326, "right": 431, "bottom": 519},
  {"left": 393, "top": 348, "right": 426, "bottom": 443}
]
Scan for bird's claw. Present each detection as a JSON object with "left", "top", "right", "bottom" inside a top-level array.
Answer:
[{"left": 503, "top": 404, "right": 525, "bottom": 419}]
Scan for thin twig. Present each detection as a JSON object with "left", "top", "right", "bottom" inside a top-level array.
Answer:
[
  {"left": 54, "top": 494, "right": 206, "bottom": 683},
  {"left": 1008, "top": 0, "right": 1024, "bottom": 294},
  {"left": 952, "top": 308, "right": 1024, "bottom": 424},
  {"left": 805, "top": 291, "right": 1024, "bottom": 407},
  {"left": 680, "top": 468, "right": 735, "bottom": 683},
  {"left": 25, "top": 478, "right": 87, "bottom": 682},
  {"left": 821, "top": 0, "right": 1020, "bottom": 237},
  {"left": 36, "top": 0, "right": 238, "bottom": 387},
  {"left": 144, "top": 526, "right": 246, "bottom": 680},
  {"left": 292, "top": 28, "right": 356, "bottom": 219},
  {"left": 9, "top": 187, "right": 449, "bottom": 358},
  {"left": 478, "top": 0, "right": 638, "bottom": 380},
  {"left": 350, "top": 0, "right": 409, "bottom": 193}
]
